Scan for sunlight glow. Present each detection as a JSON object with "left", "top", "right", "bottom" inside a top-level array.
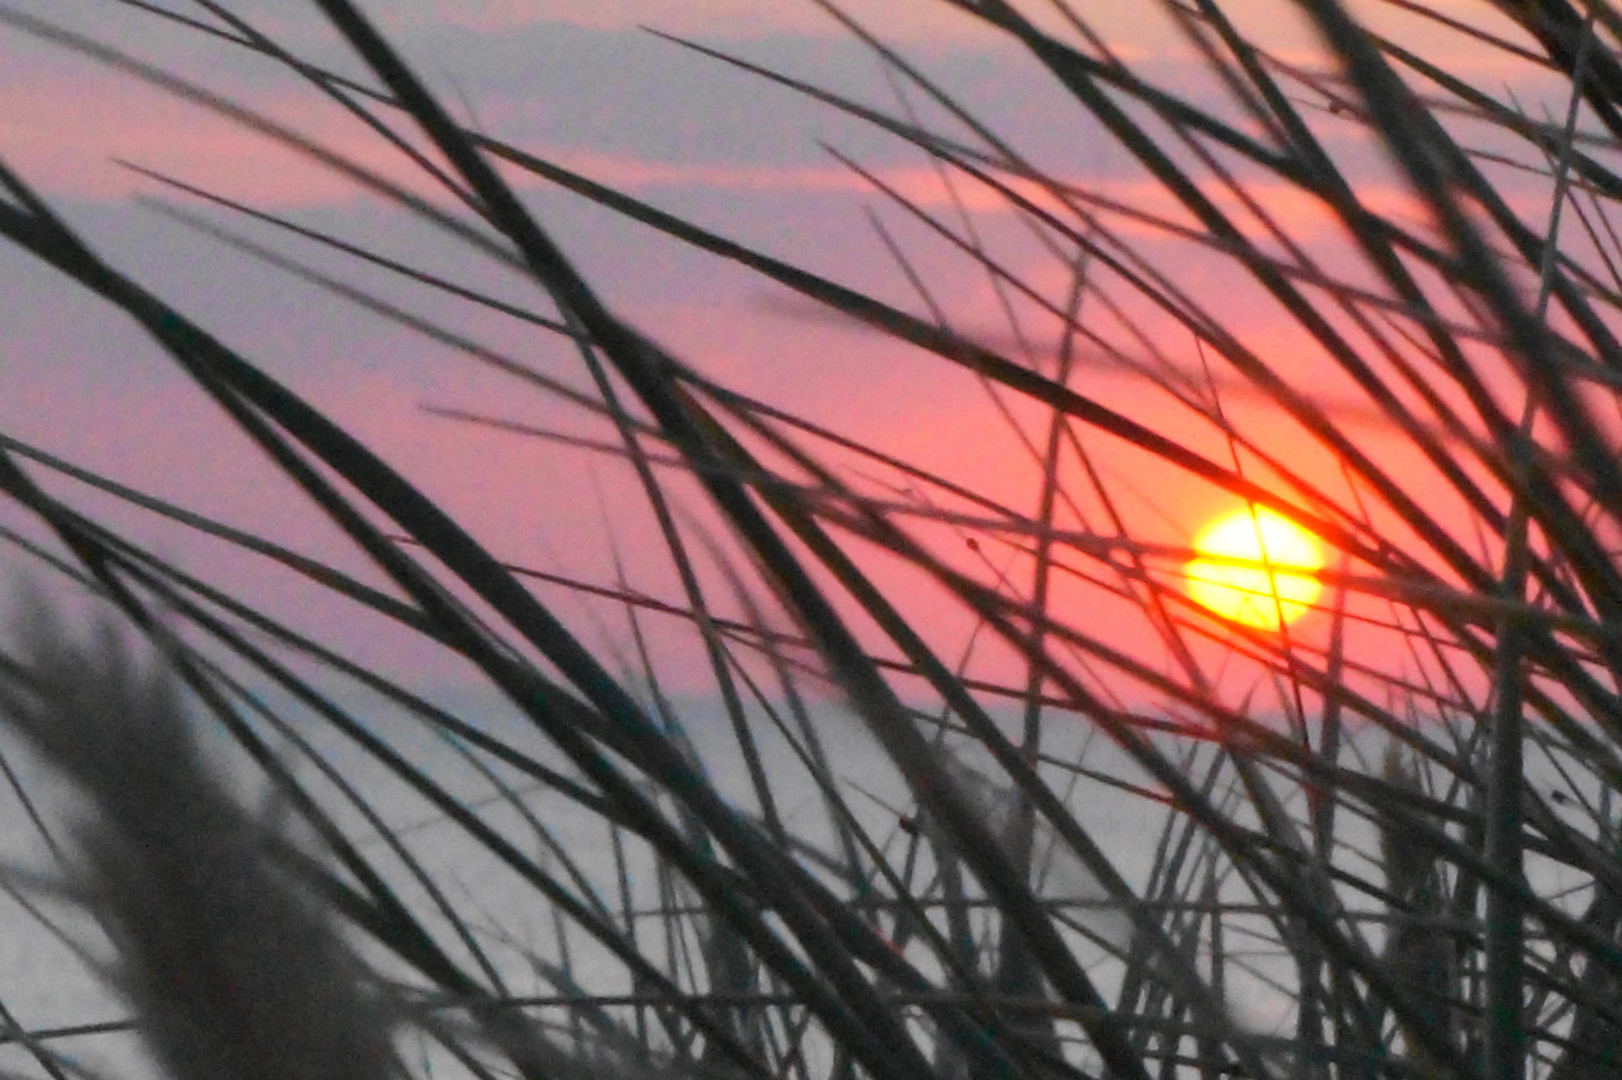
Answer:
[{"left": 1185, "top": 507, "right": 1324, "bottom": 631}]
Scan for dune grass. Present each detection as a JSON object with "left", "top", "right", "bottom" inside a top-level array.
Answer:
[{"left": 1, "top": 1, "right": 1621, "bottom": 1078}]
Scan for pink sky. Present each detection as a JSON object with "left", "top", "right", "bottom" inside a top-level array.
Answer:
[{"left": 0, "top": 0, "right": 1578, "bottom": 726}]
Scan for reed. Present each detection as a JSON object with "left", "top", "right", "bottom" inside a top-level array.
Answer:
[{"left": 0, "top": 2, "right": 1619, "bottom": 1079}]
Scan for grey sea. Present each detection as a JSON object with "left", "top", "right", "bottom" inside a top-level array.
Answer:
[{"left": 0, "top": 668, "right": 1584, "bottom": 1080}]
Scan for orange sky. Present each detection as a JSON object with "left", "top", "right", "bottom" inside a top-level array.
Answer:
[{"left": 0, "top": 0, "right": 1582, "bottom": 723}]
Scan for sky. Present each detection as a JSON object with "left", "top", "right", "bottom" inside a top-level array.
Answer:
[{"left": 0, "top": 0, "right": 1580, "bottom": 727}]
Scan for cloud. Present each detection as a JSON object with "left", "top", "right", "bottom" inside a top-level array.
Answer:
[
  {"left": 373, "top": 0, "right": 1060, "bottom": 44},
  {"left": 0, "top": 66, "right": 465, "bottom": 208}
]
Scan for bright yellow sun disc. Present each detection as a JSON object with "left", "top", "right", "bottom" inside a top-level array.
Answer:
[{"left": 1185, "top": 507, "right": 1324, "bottom": 630}]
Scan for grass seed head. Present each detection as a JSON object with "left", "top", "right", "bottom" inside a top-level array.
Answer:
[{"left": 0, "top": 595, "right": 401, "bottom": 1080}]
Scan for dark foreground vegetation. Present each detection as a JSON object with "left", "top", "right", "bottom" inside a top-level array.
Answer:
[{"left": 2, "top": 2, "right": 1622, "bottom": 1079}]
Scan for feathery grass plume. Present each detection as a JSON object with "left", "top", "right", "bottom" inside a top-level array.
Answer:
[
  {"left": 1547, "top": 857, "right": 1622, "bottom": 1080},
  {"left": 0, "top": 592, "right": 401, "bottom": 1080},
  {"left": 1379, "top": 744, "right": 1455, "bottom": 1065},
  {"left": 912, "top": 746, "right": 1126, "bottom": 1072}
]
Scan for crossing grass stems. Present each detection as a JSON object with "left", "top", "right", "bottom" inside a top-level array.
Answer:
[{"left": 1, "top": 1, "right": 1622, "bottom": 1079}]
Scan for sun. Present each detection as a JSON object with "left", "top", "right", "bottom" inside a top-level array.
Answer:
[{"left": 1185, "top": 507, "right": 1325, "bottom": 630}]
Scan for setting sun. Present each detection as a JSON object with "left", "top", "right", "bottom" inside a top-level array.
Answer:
[{"left": 1185, "top": 507, "right": 1325, "bottom": 631}]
